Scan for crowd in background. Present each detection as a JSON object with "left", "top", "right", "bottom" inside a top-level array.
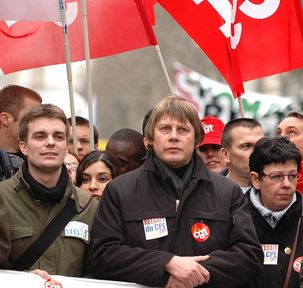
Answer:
[{"left": 0, "top": 85, "right": 303, "bottom": 288}]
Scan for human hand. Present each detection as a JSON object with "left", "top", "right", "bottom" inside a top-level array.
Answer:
[
  {"left": 165, "top": 255, "right": 210, "bottom": 287},
  {"left": 166, "top": 275, "right": 188, "bottom": 288},
  {"left": 30, "top": 269, "right": 62, "bottom": 288}
]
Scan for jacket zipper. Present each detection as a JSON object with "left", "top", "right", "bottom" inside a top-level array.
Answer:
[{"left": 175, "top": 199, "right": 180, "bottom": 212}]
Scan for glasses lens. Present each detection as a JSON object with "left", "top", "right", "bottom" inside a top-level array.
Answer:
[
  {"left": 269, "top": 173, "right": 284, "bottom": 182},
  {"left": 288, "top": 174, "right": 299, "bottom": 181},
  {"left": 268, "top": 173, "right": 299, "bottom": 182}
]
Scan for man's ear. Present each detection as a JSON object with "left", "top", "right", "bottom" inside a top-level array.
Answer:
[
  {"left": 0, "top": 112, "right": 12, "bottom": 127},
  {"left": 143, "top": 137, "right": 152, "bottom": 150},
  {"left": 250, "top": 171, "right": 260, "bottom": 190},
  {"left": 221, "top": 148, "right": 230, "bottom": 164},
  {"left": 19, "top": 141, "right": 28, "bottom": 157}
]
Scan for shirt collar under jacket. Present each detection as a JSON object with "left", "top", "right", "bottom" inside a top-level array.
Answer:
[{"left": 250, "top": 187, "right": 296, "bottom": 228}]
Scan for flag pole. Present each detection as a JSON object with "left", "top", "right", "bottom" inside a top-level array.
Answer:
[
  {"left": 238, "top": 96, "right": 245, "bottom": 118},
  {"left": 135, "top": 0, "right": 174, "bottom": 95},
  {"left": 59, "top": 0, "right": 78, "bottom": 155},
  {"left": 80, "top": 0, "right": 95, "bottom": 152},
  {"left": 153, "top": 45, "right": 174, "bottom": 95}
]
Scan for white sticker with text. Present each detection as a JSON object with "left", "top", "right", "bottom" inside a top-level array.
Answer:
[{"left": 143, "top": 218, "right": 168, "bottom": 240}]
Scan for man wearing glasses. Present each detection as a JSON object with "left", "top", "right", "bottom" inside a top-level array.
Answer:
[{"left": 247, "top": 136, "right": 302, "bottom": 288}]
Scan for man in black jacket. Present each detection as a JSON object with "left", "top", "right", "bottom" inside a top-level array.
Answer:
[{"left": 91, "top": 96, "right": 263, "bottom": 288}]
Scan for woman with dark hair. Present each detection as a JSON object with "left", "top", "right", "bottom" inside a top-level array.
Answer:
[
  {"left": 248, "top": 137, "right": 302, "bottom": 288},
  {"left": 76, "top": 150, "right": 119, "bottom": 201}
]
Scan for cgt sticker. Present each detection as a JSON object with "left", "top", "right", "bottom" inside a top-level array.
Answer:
[
  {"left": 191, "top": 222, "right": 210, "bottom": 242},
  {"left": 293, "top": 256, "right": 303, "bottom": 273}
]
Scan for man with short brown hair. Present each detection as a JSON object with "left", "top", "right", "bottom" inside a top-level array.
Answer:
[
  {"left": 221, "top": 118, "right": 265, "bottom": 192},
  {"left": 0, "top": 85, "right": 42, "bottom": 181},
  {"left": 91, "top": 96, "right": 263, "bottom": 288},
  {"left": 0, "top": 104, "right": 98, "bottom": 277},
  {"left": 276, "top": 111, "right": 303, "bottom": 193},
  {"left": 68, "top": 116, "right": 99, "bottom": 161}
]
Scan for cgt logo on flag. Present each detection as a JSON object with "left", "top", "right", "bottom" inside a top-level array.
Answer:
[
  {"left": 193, "top": 0, "right": 280, "bottom": 49},
  {"left": 159, "top": 0, "right": 303, "bottom": 97}
]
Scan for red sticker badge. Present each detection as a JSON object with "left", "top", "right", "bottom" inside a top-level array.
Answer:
[
  {"left": 191, "top": 223, "right": 210, "bottom": 242},
  {"left": 293, "top": 256, "right": 303, "bottom": 273}
]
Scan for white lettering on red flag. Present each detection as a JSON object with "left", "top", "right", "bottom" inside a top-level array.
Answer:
[
  {"left": 0, "top": 0, "right": 61, "bottom": 22},
  {"left": 159, "top": 0, "right": 303, "bottom": 97}
]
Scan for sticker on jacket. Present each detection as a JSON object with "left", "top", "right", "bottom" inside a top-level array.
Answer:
[
  {"left": 261, "top": 244, "right": 278, "bottom": 265},
  {"left": 293, "top": 256, "right": 302, "bottom": 273},
  {"left": 64, "top": 221, "right": 89, "bottom": 241},
  {"left": 191, "top": 223, "right": 210, "bottom": 242},
  {"left": 143, "top": 218, "right": 168, "bottom": 240}
]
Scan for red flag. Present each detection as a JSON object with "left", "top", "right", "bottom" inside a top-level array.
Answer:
[
  {"left": 143, "top": 0, "right": 158, "bottom": 25},
  {"left": 158, "top": 0, "right": 303, "bottom": 97},
  {"left": 0, "top": 0, "right": 158, "bottom": 75},
  {"left": 0, "top": 0, "right": 61, "bottom": 22}
]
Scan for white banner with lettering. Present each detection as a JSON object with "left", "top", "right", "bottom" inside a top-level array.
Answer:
[
  {"left": 0, "top": 270, "right": 147, "bottom": 288},
  {"left": 173, "top": 63, "right": 302, "bottom": 135}
]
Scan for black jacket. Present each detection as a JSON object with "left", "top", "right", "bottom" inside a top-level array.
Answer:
[
  {"left": 0, "top": 192, "right": 10, "bottom": 267},
  {"left": 91, "top": 153, "right": 263, "bottom": 287},
  {"left": 246, "top": 189, "right": 303, "bottom": 288}
]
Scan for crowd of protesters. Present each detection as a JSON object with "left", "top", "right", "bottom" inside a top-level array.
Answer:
[{"left": 0, "top": 84, "right": 303, "bottom": 288}]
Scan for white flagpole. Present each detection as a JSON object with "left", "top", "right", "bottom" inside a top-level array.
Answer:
[
  {"left": 238, "top": 96, "right": 245, "bottom": 118},
  {"left": 153, "top": 45, "right": 174, "bottom": 95},
  {"left": 80, "top": 0, "right": 95, "bottom": 152},
  {"left": 59, "top": 0, "right": 78, "bottom": 154},
  {"left": 134, "top": 0, "right": 174, "bottom": 96}
]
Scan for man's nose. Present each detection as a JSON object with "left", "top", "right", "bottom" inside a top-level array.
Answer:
[
  {"left": 280, "top": 132, "right": 289, "bottom": 139},
  {"left": 46, "top": 135, "right": 55, "bottom": 145},
  {"left": 206, "top": 148, "right": 215, "bottom": 157},
  {"left": 169, "top": 128, "right": 178, "bottom": 139}
]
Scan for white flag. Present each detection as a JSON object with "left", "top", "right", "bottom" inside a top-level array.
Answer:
[{"left": 0, "top": 0, "right": 62, "bottom": 22}]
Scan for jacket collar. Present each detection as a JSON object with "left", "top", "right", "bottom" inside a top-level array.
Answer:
[
  {"left": 15, "top": 165, "right": 83, "bottom": 213},
  {"left": 142, "top": 151, "right": 212, "bottom": 183}
]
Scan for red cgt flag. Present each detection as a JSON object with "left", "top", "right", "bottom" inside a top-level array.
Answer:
[
  {"left": 0, "top": 0, "right": 158, "bottom": 75},
  {"left": 0, "top": 0, "right": 61, "bottom": 22},
  {"left": 158, "top": 0, "right": 303, "bottom": 97}
]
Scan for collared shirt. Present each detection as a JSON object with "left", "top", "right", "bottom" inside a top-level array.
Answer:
[{"left": 250, "top": 188, "right": 296, "bottom": 228}]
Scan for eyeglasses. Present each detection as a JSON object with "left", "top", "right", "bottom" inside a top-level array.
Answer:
[
  {"left": 261, "top": 172, "right": 300, "bottom": 182},
  {"left": 64, "top": 162, "right": 78, "bottom": 171}
]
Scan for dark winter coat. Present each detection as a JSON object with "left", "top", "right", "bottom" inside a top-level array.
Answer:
[
  {"left": 247, "top": 189, "right": 303, "bottom": 288},
  {"left": 91, "top": 153, "right": 263, "bottom": 287}
]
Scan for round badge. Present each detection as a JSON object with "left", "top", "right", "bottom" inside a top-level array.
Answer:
[
  {"left": 191, "top": 223, "right": 210, "bottom": 242},
  {"left": 293, "top": 256, "right": 303, "bottom": 273},
  {"left": 284, "top": 247, "right": 291, "bottom": 256}
]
